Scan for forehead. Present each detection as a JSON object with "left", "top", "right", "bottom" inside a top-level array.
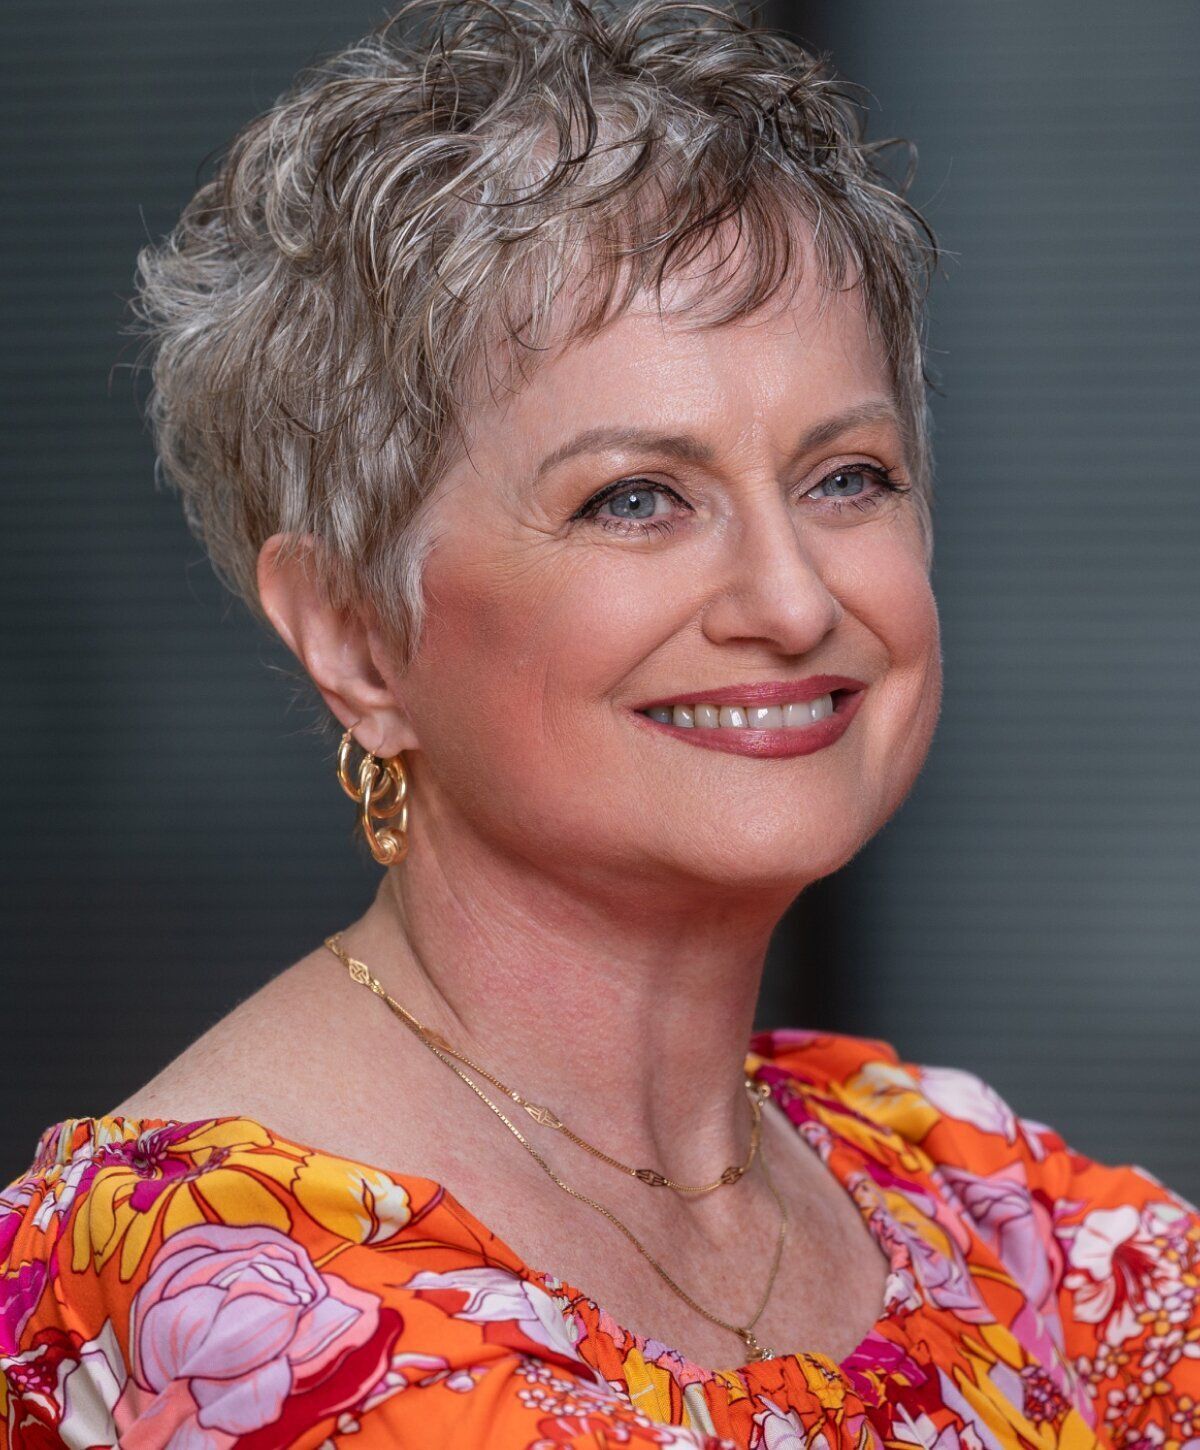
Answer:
[{"left": 458, "top": 263, "right": 892, "bottom": 480}]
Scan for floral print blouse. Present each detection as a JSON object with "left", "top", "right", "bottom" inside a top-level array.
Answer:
[{"left": 2, "top": 1028, "right": 1198, "bottom": 1449}]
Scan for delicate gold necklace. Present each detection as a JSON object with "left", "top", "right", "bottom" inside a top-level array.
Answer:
[
  {"left": 323, "top": 931, "right": 765, "bottom": 1193},
  {"left": 324, "top": 931, "right": 789, "bottom": 1363}
]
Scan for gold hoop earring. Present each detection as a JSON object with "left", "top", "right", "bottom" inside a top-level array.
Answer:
[{"left": 336, "top": 727, "right": 409, "bottom": 866}]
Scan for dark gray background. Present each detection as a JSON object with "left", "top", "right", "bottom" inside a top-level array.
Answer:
[{"left": 4, "top": 3, "right": 1197, "bottom": 1199}]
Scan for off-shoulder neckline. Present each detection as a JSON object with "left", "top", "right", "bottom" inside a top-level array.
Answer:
[{"left": 34, "top": 1049, "right": 913, "bottom": 1388}]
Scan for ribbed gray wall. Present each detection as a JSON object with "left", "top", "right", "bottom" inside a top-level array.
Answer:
[
  {"left": 767, "top": 1, "right": 1200, "bottom": 1199},
  {"left": 3, "top": 4, "right": 1197, "bottom": 1203},
  {"left": 1, "top": 8, "right": 396, "bottom": 1176}
]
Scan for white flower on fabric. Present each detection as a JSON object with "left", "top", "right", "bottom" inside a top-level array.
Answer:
[
  {"left": 343, "top": 1168, "right": 414, "bottom": 1244},
  {"left": 749, "top": 1402, "right": 808, "bottom": 1450},
  {"left": 1062, "top": 1202, "right": 1187, "bottom": 1346},
  {"left": 917, "top": 1067, "right": 1017, "bottom": 1142},
  {"left": 403, "top": 1266, "right": 612, "bottom": 1387},
  {"left": 857, "top": 1062, "right": 919, "bottom": 1093},
  {"left": 891, "top": 1410, "right": 964, "bottom": 1450},
  {"left": 55, "top": 1319, "right": 128, "bottom": 1449},
  {"left": 29, "top": 1145, "right": 95, "bottom": 1237},
  {"left": 1067, "top": 1205, "right": 1141, "bottom": 1284}
]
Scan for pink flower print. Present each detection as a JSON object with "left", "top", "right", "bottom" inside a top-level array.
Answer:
[
  {"left": 902, "top": 1225, "right": 994, "bottom": 1322},
  {"left": 1019, "top": 1365, "right": 1070, "bottom": 1424},
  {"left": 937, "top": 1165, "right": 1061, "bottom": 1313},
  {"left": 917, "top": 1067, "right": 1016, "bottom": 1143},
  {"left": 841, "top": 1334, "right": 927, "bottom": 1400},
  {"left": 120, "top": 1222, "right": 385, "bottom": 1447},
  {"left": 0, "top": 1258, "right": 48, "bottom": 1353},
  {"left": 110, "top": 1124, "right": 231, "bottom": 1214},
  {"left": 934, "top": 1162, "right": 1085, "bottom": 1392}
]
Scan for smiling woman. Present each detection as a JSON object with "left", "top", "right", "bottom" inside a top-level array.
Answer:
[{"left": 2, "top": 0, "right": 1198, "bottom": 1446}]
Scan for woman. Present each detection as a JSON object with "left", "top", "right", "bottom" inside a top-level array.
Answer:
[{"left": 3, "top": 0, "right": 1197, "bottom": 1444}]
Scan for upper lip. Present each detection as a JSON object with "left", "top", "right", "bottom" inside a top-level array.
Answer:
[{"left": 632, "top": 675, "right": 868, "bottom": 711}]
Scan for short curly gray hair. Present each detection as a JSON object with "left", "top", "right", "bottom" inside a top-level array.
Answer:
[{"left": 129, "top": 0, "right": 940, "bottom": 688}]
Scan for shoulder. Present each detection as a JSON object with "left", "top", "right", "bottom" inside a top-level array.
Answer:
[
  {"left": 756, "top": 1025, "right": 1200, "bottom": 1409},
  {"left": 0, "top": 1114, "right": 444, "bottom": 1440},
  {"left": 755, "top": 1025, "right": 1073, "bottom": 1170},
  {"left": 0, "top": 1116, "right": 675, "bottom": 1446},
  {"left": 753, "top": 1025, "right": 1199, "bottom": 1225},
  {"left": 108, "top": 945, "right": 357, "bottom": 1126}
]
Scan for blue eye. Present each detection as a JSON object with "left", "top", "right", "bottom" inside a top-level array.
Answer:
[
  {"left": 601, "top": 487, "right": 663, "bottom": 520},
  {"left": 576, "top": 480, "right": 681, "bottom": 535},
  {"left": 814, "top": 469, "right": 872, "bottom": 498},
  {"left": 806, "top": 465, "right": 911, "bottom": 514},
  {"left": 574, "top": 464, "right": 910, "bottom": 537}
]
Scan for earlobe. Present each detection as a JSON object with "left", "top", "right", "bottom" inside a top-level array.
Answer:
[{"left": 255, "top": 532, "right": 418, "bottom": 757}]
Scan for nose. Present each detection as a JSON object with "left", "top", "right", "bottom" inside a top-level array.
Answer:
[{"left": 699, "top": 490, "right": 844, "bottom": 654}]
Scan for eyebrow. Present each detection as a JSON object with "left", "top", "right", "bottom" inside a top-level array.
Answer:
[{"left": 530, "top": 398, "right": 906, "bottom": 486}]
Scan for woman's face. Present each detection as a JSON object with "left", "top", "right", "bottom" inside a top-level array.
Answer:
[{"left": 380, "top": 261, "right": 942, "bottom": 900}]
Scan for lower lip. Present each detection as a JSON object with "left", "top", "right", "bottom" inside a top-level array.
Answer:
[{"left": 628, "top": 689, "right": 866, "bottom": 758}]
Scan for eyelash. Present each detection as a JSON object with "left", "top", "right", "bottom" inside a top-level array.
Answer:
[{"left": 574, "top": 465, "right": 911, "bottom": 537}]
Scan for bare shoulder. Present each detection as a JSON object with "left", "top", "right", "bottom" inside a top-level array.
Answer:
[
  {"left": 104, "top": 940, "right": 466, "bottom": 1180},
  {"left": 107, "top": 944, "right": 355, "bottom": 1129}
]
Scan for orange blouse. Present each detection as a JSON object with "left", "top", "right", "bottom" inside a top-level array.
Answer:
[{"left": 2, "top": 1029, "right": 1198, "bottom": 1448}]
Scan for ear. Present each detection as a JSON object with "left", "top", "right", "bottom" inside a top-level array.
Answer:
[{"left": 256, "top": 532, "right": 420, "bottom": 756}]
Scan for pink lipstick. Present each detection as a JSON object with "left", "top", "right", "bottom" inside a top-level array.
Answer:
[{"left": 629, "top": 677, "right": 867, "bottom": 759}]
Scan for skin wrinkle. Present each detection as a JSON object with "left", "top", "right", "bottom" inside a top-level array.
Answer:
[{"left": 527, "top": 398, "right": 906, "bottom": 496}]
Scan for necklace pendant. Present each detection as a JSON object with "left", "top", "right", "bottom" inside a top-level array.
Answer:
[
  {"left": 524, "top": 1102, "right": 565, "bottom": 1130},
  {"left": 633, "top": 1167, "right": 670, "bottom": 1187},
  {"left": 738, "top": 1328, "right": 775, "bottom": 1362}
]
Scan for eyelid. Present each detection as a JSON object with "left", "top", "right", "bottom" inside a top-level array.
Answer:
[
  {"left": 576, "top": 454, "right": 905, "bottom": 519},
  {"left": 572, "top": 477, "right": 685, "bottom": 519},
  {"left": 806, "top": 458, "right": 897, "bottom": 487}
]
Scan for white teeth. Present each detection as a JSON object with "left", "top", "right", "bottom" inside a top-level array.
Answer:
[
  {"left": 747, "top": 705, "right": 784, "bottom": 729},
  {"left": 645, "top": 694, "right": 837, "bottom": 729}
]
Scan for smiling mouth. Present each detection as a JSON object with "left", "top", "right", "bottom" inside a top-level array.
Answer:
[{"left": 636, "top": 689, "right": 851, "bottom": 732}]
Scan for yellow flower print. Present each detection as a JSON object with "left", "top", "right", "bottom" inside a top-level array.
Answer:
[
  {"left": 292, "top": 1155, "right": 412, "bottom": 1245},
  {"left": 621, "top": 1347, "right": 676, "bottom": 1423},
  {"left": 72, "top": 1119, "right": 417, "bottom": 1283},
  {"left": 72, "top": 1118, "right": 305, "bottom": 1282},
  {"left": 842, "top": 1062, "right": 940, "bottom": 1146},
  {"left": 798, "top": 1352, "right": 849, "bottom": 1411}
]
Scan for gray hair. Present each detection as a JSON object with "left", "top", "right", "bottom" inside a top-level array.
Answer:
[{"left": 128, "top": 0, "right": 941, "bottom": 722}]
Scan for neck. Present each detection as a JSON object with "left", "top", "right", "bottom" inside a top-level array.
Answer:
[{"left": 346, "top": 806, "right": 797, "bottom": 1186}]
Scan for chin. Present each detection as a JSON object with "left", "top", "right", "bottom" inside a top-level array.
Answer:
[{"left": 669, "top": 820, "right": 870, "bottom": 894}]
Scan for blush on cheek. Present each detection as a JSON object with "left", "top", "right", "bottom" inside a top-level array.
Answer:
[{"left": 390, "top": 558, "right": 560, "bottom": 796}]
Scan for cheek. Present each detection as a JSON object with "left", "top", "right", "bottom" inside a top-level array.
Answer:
[
  {"left": 854, "top": 548, "right": 943, "bottom": 785},
  {"left": 400, "top": 538, "right": 662, "bottom": 773},
  {"left": 869, "top": 555, "right": 941, "bottom": 668}
]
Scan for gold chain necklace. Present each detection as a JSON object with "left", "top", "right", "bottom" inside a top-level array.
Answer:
[
  {"left": 324, "top": 932, "right": 789, "bottom": 1363},
  {"left": 323, "top": 931, "right": 764, "bottom": 1194}
]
